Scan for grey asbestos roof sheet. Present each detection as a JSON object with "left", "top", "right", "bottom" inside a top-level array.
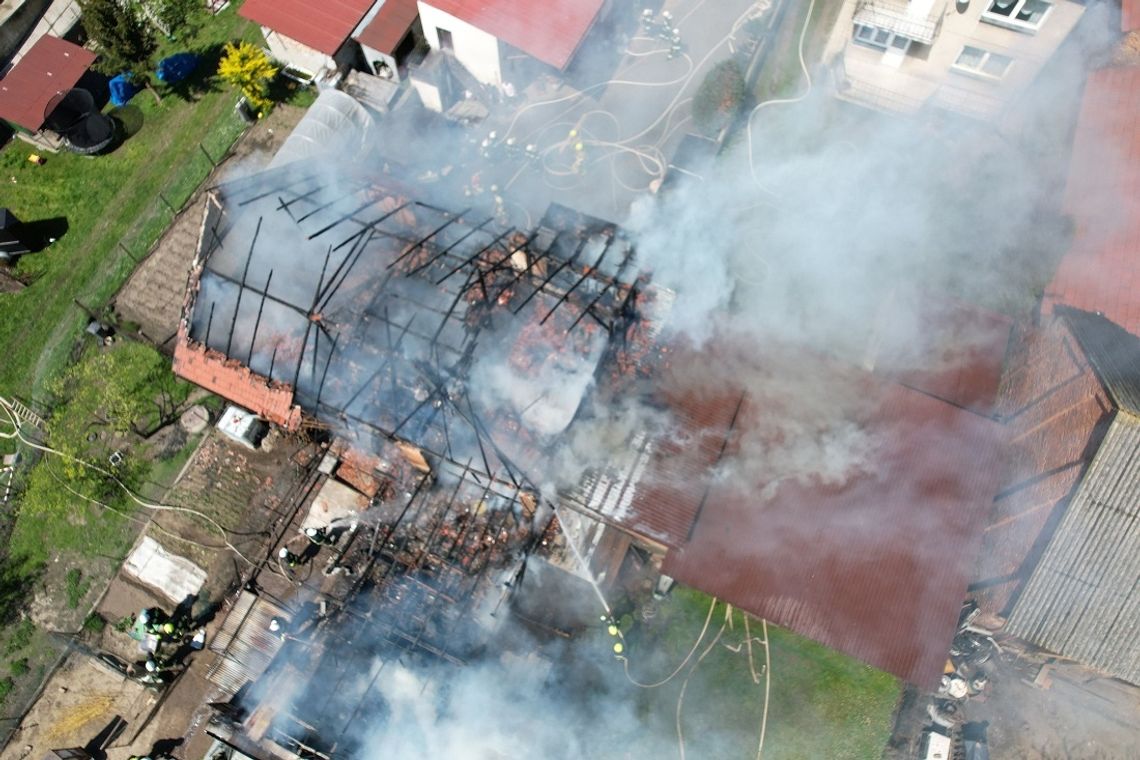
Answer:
[{"left": 1006, "top": 412, "right": 1140, "bottom": 684}]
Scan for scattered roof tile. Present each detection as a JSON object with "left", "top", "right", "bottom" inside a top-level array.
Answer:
[{"left": 173, "top": 333, "right": 302, "bottom": 430}]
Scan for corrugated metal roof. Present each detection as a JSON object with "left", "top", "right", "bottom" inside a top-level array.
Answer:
[
  {"left": 240, "top": 0, "right": 377, "bottom": 56},
  {"left": 1059, "top": 306, "right": 1140, "bottom": 416},
  {"left": 1006, "top": 412, "right": 1140, "bottom": 684},
  {"left": 562, "top": 387, "right": 743, "bottom": 548},
  {"left": 887, "top": 297, "right": 1011, "bottom": 416},
  {"left": 207, "top": 590, "right": 289, "bottom": 696},
  {"left": 0, "top": 36, "right": 95, "bottom": 131},
  {"left": 662, "top": 380, "right": 1005, "bottom": 688},
  {"left": 355, "top": 0, "right": 419, "bottom": 54},
  {"left": 1044, "top": 67, "right": 1140, "bottom": 337},
  {"left": 421, "top": 0, "right": 605, "bottom": 70}
]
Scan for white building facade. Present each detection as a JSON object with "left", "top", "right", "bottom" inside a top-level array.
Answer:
[
  {"left": 417, "top": 1, "right": 503, "bottom": 86},
  {"left": 823, "top": 0, "right": 1086, "bottom": 119}
]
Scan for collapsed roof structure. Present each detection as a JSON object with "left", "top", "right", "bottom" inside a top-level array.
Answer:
[{"left": 175, "top": 161, "right": 663, "bottom": 485}]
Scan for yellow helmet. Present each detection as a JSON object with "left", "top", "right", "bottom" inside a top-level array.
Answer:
[
  {"left": 163, "top": 623, "right": 174, "bottom": 634},
  {"left": 613, "top": 642, "right": 624, "bottom": 654}
]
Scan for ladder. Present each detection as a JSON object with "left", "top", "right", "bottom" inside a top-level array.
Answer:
[{"left": 1, "top": 397, "right": 45, "bottom": 432}]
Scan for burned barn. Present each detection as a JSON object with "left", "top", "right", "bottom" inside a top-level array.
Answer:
[
  {"left": 178, "top": 163, "right": 676, "bottom": 757},
  {"left": 174, "top": 161, "right": 665, "bottom": 481}
]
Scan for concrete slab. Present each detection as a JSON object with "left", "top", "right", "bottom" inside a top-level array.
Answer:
[{"left": 122, "top": 537, "right": 207, "bottom": 605}]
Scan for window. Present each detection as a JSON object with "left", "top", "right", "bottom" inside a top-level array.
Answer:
[
  {"left": 982, "top": 0, "right": 1051, "bottom": 31},
  {"left": 853, "top": 24, "right": 911, "bottom": 52},
  {"left": 952, "top": 46, "right": 1013, "bottom": 78},
  {"left": 437, "top": 28, "right": 454, "bottom": 51}
]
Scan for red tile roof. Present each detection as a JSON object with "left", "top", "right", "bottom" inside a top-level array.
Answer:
[
  {"left": 240, "top": 0, "right": 377, "bottom": 56},
  {"left": 174, "top": 332, "right": 302, "bottom": 431},
  {"left": 661, "top": 373, "right": 1004, "bottom": 688},
  {"left": 355, "top": 0, "right": 419, "bottom": 54},
  {"left": 0, "top": 36, "right": 95, "bottom": 132},
  {"left": 1044, "top": 67, "right": 1140, "bottom": 335},
  {"left": 1124, "top": 0, "right": 1140, "bottom": 32},
  {"left": 423, "top": 0, "right": 604, "bottom": 70}
]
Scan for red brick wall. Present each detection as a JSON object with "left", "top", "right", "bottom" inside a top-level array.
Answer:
[{"left": 973, "top": 317, "right": 1112, "bottom": 617}]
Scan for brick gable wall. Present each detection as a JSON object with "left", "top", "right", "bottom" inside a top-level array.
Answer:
[{"left": 973, "top": 317, "right": 1112, "bottom": 617}]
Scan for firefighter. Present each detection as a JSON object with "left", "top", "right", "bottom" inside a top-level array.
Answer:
[
  {"left": 279, "top": 546, "right": 300, "bottom": 567},
  {"left": 304, "top": 526, "right": 330, "bottom": 546},
  {"left": 138, "top": 607, "right": 174, "bottom": 638}
]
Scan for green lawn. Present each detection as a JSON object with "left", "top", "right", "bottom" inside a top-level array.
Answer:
[
  {"left": 754, "top": 0, "right": 845, "bottom": 101},
  {"left": 0, "top": 3, "right": 261, "bottom": 401},
  {"left": 620, "top": 587, "right": 900, "bottom": 759}
]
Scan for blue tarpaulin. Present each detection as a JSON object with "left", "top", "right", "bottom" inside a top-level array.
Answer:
[
  {"left": 108, "top": 74, "right": 140, "bottom": 106},
  {"left": 156, "top": 53, "right": 198, "bottom": 84}
]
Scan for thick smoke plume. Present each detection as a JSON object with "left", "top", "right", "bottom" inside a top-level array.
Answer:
[{"left": 215, "top": 1, "right": 1124, "bottom": 755}]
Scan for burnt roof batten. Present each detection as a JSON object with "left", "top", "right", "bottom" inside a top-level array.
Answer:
[
  {"left": 316, "top": 231, "right": 377, "bottom": 315},
  {"left": 236, "top": 172, "right": 322, "bottom": 206},
  {"left": 226, "top": 216, "right": 262, "bottom": 358},
  {"left": 327, "top": 201, "right": 410, "bottom": 251},
  {"left": 512, "top": 235, "right": 589, "bottom": 316},
  {"left": 433, "top": 228, "right": 515, "bottom": 286},
  {"left": 314, "top": 331, "right": 340, "bottom": 408},
  {"left": 203, "top": 301, "right": 216, "bottom": 348},
  {"left": 405, "top": 217, "right": 496, "bottom": 277},
  {"left": 386, "top": 209, "right": 471, "bottom": 271},
  {"left": 540, "top": 238, "right": 612, "bottom": 326},
  {"left": 247, "top": 270, "right": 274, "bottom": 365}
]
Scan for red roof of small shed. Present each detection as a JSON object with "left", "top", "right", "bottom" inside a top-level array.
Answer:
[
  {"left": 240, "top": 0, "right": 377, "bottom": 56},
  {"left": 423, "top": 0, "right": 604, "bottom": 70},
  {"left": 356, "top": 0, "right": 419, "bottom": 54},
  {"left": 0, "top": 36, "right": 95, "bottom": 131}
]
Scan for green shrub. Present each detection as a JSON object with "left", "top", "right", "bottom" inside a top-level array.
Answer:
[
  {"left": 8, "top": 658, "right": 28, "bottom": 676},
  {"left": 83, "top": 612, "right": 107, "bottom": 634},
  {"left": 4, "top": 619, "right": 34, "bottom": 655},
  {"left": 0, "top": 676, "right": 13, "bottom": 703},
  {"left": 66, "top": 568, "right": 90, "bottom": 609},
  {"left": 692, "top": 60, "right": 747, "bottom": 136}
]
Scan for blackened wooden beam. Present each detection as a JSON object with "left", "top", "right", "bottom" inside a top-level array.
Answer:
[
  {"left": 433, "top": 228, "right": 515, "bottom": 286},
  {"left": 405, "top": 216, "right": 495, "bottom": 277},
  {"left": 226, "top": 216, "right": 261, "bottom": 357},
  {"left": 540, "top": 237, "right": 611, "bottom": 325},
  {"left": 387, "top": 209, "right": 471, "bottom": 271},
  {"left": 246, "top": 270, "right": 273, "bottom": 365}
]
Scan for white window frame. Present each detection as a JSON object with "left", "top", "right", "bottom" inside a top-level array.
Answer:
[
  {"left": 951, "top": 46, "right": 1013, "bottom": 80},
  {"left": 853, "top": 24, "right": 911, "bottom": 53},
  {"left": 981, "top": 0, "right": 1052, "bottom": 33}
]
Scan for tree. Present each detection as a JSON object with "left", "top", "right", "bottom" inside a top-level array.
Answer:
[
  {"left": 692, "top": 60, "right": 747, "bottom": 137},
  {"left": 79, "top": 0, "right": 157, "bottom": 75},
  {"left": 17, "top": 343, "right": 189, "bottom": 519},
  {"left": 142, "top": 0, "right": 203, "bottom": 39},
  {"left": 218, "top": 41, "right": 278, "bottom": 115}
]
